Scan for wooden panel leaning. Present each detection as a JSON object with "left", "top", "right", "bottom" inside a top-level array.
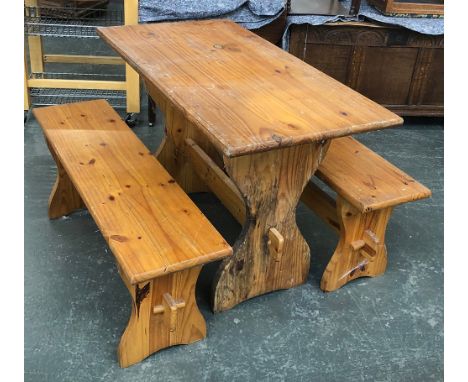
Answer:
[
  {"left": 302, "top": 136, "right": 431, "bottom": 292},
  {"left": 33, "top": 100, "right": 232, "bottom": 367}
]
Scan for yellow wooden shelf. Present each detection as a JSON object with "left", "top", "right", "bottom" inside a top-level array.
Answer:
[{"left": 24, "top": 0, "right": 140, "bottom": 114}]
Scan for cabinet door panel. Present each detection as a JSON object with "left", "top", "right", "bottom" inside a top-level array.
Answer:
[
  {"left": 419, "top": 49, "right": 444, "bottom": 106},
  {"left": 304, "top": 44, "right": 353, "bottom": 84},
  {"left": 354, "top": 47, "right": 419, "bottom": 105}
]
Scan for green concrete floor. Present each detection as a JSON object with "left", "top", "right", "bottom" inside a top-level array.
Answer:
[{"left": 24, "top": 100, "right": 443, "bottom": 381}]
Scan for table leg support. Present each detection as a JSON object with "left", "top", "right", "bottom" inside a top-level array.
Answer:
[
  {"left": 212, "top": 142, "right": 327, "bottom": 312},
  {"left": 118, "top": 266, "right": 206, "bottom": 368},
  {"left": 154, "top": 102, "right": 213, "bottom": 193}
]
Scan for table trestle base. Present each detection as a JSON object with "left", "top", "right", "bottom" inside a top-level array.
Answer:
[{"left": 212, "top": 142, "right": 328, "bottom": 312}]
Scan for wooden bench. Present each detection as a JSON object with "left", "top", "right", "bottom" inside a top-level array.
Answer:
[
  {"left": 302, "top": 136, "right": 431, "bottom": 292},
  {"left": 33, "top": 100, "right": 232, "bottom": 367}
]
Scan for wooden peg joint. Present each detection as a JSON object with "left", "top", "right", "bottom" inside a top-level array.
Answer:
[
  {"left": 350, "top": 239, "right": 365, "bottom": 251},
  {"left": 350, "top": 229, "right": 380, "bottom": 261},
  {"left": 268, "top": 228, "right": 284, "bottom": 262},
  {"left": 153, "top": 293, "right": 186, "bottom": 313},
  {"left": 153, "top": 292, "right": 186, "bottom": 331},
  {"left": 152, "top": 305, "right": 165, "bottom": 314}
]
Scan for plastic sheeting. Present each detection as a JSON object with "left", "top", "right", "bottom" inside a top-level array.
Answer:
[
  {"left": 283, "top": 0, "right": 443, "bottom": 49},
  {"left": 139, "top": 0, "right": 286, "bottom": 30},
  {"left": 138, "top": 0, "right": 443, "bottom": 49}
]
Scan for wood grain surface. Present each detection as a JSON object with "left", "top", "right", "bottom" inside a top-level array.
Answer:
[
  {"left": 316, "top": 136, "right": 432, "bottom": 212},
  {"left": 97, "top": 20, "right": 402, "bottom": 157},
  {"left": 33, "top": 100, "right": 232, "bottom": 285}
]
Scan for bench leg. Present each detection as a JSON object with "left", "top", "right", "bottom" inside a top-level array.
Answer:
[
  {"left": 320, "top": 197, "right": 393, "bottom": 292},
  {"left": 46, "top": 139, "right": 84, "bottom": 219},
  {"left": 213, "top": 142, "right": 327, "bottom": 312},
  {"left": 118, "top": 266, "right": 206, "bottom": 368}
]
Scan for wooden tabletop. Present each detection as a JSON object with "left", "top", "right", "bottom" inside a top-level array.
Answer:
[{"left": 98, "top": 20, "right": 402, "bottom": 157}]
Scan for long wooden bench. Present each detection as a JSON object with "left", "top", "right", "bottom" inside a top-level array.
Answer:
[
  {"left": 33, "top": 100, "right": 232, "bottom": 367},
  {"left": 302, "top": 136, "right": 431, "bottom": 292}
]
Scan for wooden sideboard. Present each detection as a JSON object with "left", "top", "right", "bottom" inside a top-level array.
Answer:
[{"left": 289, "top": 22, "right": 443, "bottom": 116}]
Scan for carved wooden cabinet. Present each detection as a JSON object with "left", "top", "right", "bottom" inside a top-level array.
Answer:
[{"left": 289, "top": 22, "right": 443, "bottom": 116}]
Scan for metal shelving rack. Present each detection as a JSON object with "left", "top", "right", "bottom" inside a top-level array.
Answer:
[{"left": 24, "top": 0, "right": 140, "bottom": 123}]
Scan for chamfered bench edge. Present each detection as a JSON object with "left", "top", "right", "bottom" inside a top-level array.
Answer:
[{"left": 117, "top": 246, "right": 233, "bottom": 285}]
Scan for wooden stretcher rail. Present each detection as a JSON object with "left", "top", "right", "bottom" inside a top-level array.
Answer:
[
  {"left": 27, "top": 78, "right": 126, "bottom": 90},
  {"left": 301, "top": 182, "right": 339, "bottom": 233},
  {"left": 184, "top": 138, "right": 246, "bottom": 224},
  {"left": 43, "top": 54, "right": 125, "bottom": 65}
]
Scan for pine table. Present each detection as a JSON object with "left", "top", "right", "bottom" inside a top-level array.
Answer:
[{"left": 98, "top": 19, "right": 402, "bottom": 312}]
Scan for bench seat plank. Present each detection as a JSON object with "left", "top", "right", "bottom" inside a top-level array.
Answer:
[
  {"left": 34, "top": 100, "right": 231, "bottom": 285},
  {"left": 317, "top": 136, "right": 432, "bottom": 212}
]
